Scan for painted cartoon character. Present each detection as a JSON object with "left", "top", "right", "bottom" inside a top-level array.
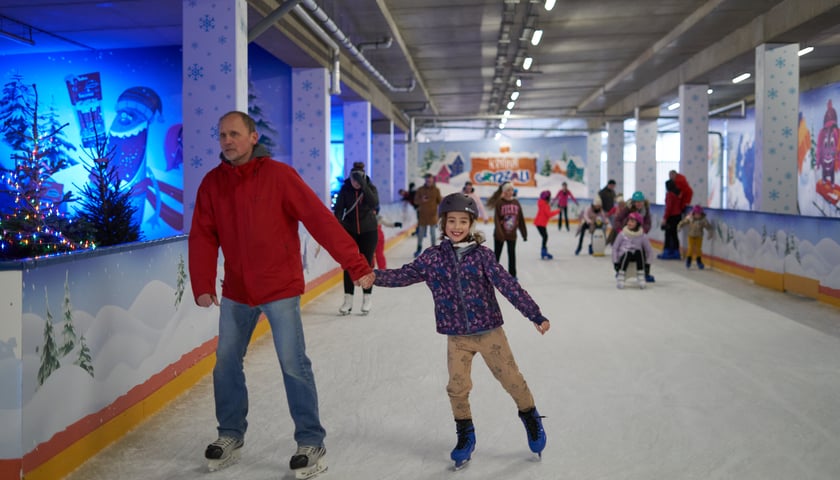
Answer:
[{"left": 816, "top": 99, "right": 839, "bottom": 186}]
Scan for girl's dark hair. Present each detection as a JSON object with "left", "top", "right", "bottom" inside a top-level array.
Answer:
[{"left": 438, "top": 212, "right": 485, "bottom": 244}]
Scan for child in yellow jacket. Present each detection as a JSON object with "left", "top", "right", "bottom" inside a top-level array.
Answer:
[{"left": 678, "top": 205, "right": 713, "bottom": 269}]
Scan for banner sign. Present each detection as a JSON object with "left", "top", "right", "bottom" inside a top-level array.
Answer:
[{"left": 469, "top": 154, "right": 537, "bottom": 186}]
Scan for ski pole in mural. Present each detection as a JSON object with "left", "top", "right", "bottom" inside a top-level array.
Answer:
[
  {"left": 815, "top": 99, "right": 840, "bottom": 209},
  {"left": 105, "top": 86, "right": 183, "bottom": 231}
]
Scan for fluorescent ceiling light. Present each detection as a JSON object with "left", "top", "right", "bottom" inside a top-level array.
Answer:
[
  {"left": 507, "top": 101, "right": 515, "bottom": 109},
  {"left": 707, "top": 88, "right": 713, "bottom": 94},
  {"left": 732, "top": 73, "right": 751, "bottom": 84},
  {"left": 516, "top": 78, "right": 522, "bottom": 87},
  {"left": 523, "top": 56, "right": 533, "bottom": 70},
  {"left": 798, "top": 46, "right": 814, "bottom": 56},
  {"left": 667, "top": 102, "right": 680, "bottom": 111},
  {"left": 510, "top": 91, "right": 520, "bottom": 101},
  {"left": 503, "top": 110, "right": 511, "bottom": 117},
  {"left": 499, "top": 123, "right": 506, "bottom": 130},
  {"left": 531, "top": 29, "right": 543, "bottom": 46},
  {"left": 494, "top": 132, "right": 501, "bottom": 140},
  {"left": 545, "top": 0, "right": 556, "bottom": 11}
]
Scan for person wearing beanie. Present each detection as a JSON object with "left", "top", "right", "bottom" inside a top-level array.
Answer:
[
  {"left": 333, "top": 161, "right": 380, "bottom": 315},
  {"left": 373, "top": 192, "right": 550, "bottom": 468},
  {"left": 678, "top": 205, "right": 714, "bottom": 269},
  {"left": 492, "top": 182, "right": 528, "bottom": 277},
  {"left": 534, "top": 190, "right": 561, "bottom": 259},
  {"left": 611, "top": 211, "right": 654, "bottom": 289},
  {"left": 574, "top": 196, "right": 608, "bottom": 256},
  {"left": 598, "top": 179, "right": 617, "bottom": 213},
  {"left": 552, "top": 182, "right": 579, "bottom": 231}
]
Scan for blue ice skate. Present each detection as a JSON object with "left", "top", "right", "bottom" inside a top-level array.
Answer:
[
  {"left": 451, "top": 419, "right": 475, "bottom": 470},
  {"left": 518, "top": 407, "right": 546, "bottom": 457}
]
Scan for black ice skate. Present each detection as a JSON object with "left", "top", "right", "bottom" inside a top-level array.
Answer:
[
  {"left": 205, "top": 436, "right": 243, "bottom": 472},
  {"left": 290, "top": 445, "right": 327, "bottom": 479}
]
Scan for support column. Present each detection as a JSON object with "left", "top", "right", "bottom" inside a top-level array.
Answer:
[
  {"left": 585, "top": 121, "right": 602, "bottom": 198},
  {"left": 393, "top": 131, "right": 407, "bottom": 202},
  {"left": 679, "top": 84, "right": 709, "bottom": 206},
  {"left": 343, "top": 101, "right": 371, "bottom": 176},
  {"left": 635, "top": 108, "right": 658, "bottom": 201},
  {"left": 182, "top": 0, "right": 248, "bottom": 230},
  {"left": 292, "top": 68, "right": 331, "bottom": 204},
  {"left": 372, "top": 121, "right": 394, "bottom": 202},
  {"left": 755, "top": 43, "right": 799, "bottom": 213},
  {"left": 606, "top": 120, "right": 624, "bottom": 192}
]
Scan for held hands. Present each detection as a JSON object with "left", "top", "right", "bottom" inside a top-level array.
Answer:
[
  {"left": 534, "top": 320, "right": 550, "bottom": 335},
  {"left": 355, "top": 272, "right": 376, "bottom": 289},
  {"left": 197, "top": 293, "right": 219, "bottom": 307}
]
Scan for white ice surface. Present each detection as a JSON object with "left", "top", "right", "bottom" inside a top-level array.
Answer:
[{"left": 64, "top": 223, "right": 840, "bottom": 480}]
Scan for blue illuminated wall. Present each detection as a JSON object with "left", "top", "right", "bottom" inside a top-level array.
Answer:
[{"left": 0, "top": 46, "right": 183, "bottom": 240}]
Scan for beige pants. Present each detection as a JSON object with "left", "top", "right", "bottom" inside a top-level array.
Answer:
[
  {"left": 686, "top": 236, "right": 703, "bottom": 258},
  {"left": 446, "top": 328, "right": 534, "bottom": 420}
]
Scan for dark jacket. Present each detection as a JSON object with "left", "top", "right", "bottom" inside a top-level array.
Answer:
[
  {"left": 373, "top": 239, "right": 547, "bottom": 335},
  {"left": 333, "top": 174, "right": 379, "bottom": 234}
]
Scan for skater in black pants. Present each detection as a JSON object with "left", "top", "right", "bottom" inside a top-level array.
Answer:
[
  {"left": 659, "top": 179, "right": 683, "bottom": 259},
  {"left": 552, "top": 182, "right": 578, "bottom": 231}
]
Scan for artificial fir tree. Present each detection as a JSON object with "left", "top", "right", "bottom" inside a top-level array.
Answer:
[
  {"left": 38, "top": 288, "right": 61, "bottom": 386},
  {"left": 175, "top": 253, "right": 186, "bottom": 308},
  {"left": 248, "top": 77, "right": 279, "bottom": 153},
  {"left": 73, "top": 126, "right": 141, "bottom": 247},
  {"left": 0, "top": 83, "right": 85, "bottom": 259},
  {"left": 541, "top": 158, "right": 552, "bottom": 176}
]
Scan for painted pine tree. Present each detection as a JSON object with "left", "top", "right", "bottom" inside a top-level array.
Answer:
[
  {"left": 60, "top": 270, "right": 77, "bottom": 355},
  {"left": 40, "top": 102, "right": 78, "bottom": 168},
  {"left": 175, "top": 253, "right": 186, "bottom": 307},
  {"left": 75, "top": 335, "right": 94, "bottom": 377},
  {"left": 0, "top": 73, "right": 34, "bottom": 153},
  {"left": 38, "top": 288, "right": 61, "bottom": 386},
  {"left": 248, "top": 78, "right": 278, "bottom": 154},
  {"left": 541, "top": 158, "right": 552, "bottom": 176}
]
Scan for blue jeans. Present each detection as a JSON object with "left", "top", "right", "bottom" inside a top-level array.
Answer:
[
  {"left": 416, "top": 224, "right": 437, "bottom": 249},
  {"left": 214, "top": 296, "right": 325, "bottom": 446}
]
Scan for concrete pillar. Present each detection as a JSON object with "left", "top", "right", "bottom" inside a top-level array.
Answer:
[
  {"left": 372, "top": 121, "right": 394, "bottom": 202},
  {"left": 755, "top": 43, "right": 799, "bottom": 213},
  {"left": 586, "top": 121, "right": 602, "bottom": 198},
  {"left": 182, "top": 0, "right": 248, "bottom": 230},
  {"left": 291, "top": 68, "right": 331, "bottom": 204},
  {"left": 635, "top": 113, "right": 657, "bottom": 201},
  {"left": 606, "top": 120, "right": 624, "bottom": 192},
  {"left": 343, "top": 101, "right": 371, "bottom": 177},
  {"left": 678, "top": 84, "right": 709, "bottom": 206}
]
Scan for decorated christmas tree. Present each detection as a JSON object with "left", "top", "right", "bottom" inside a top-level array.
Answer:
[{"left": 0, "top": 82, "right": 88, "bottom": 259}]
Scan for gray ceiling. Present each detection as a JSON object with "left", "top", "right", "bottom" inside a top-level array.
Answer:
[{"left": 3, "top": 0, "right": 840, "bottom": 140}]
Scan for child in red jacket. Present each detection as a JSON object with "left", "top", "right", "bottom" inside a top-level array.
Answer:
[{"left": 534, "top": 190, "right": 561, "bottom": 259}]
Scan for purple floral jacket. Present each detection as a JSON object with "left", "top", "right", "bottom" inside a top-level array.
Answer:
[{"left": 374, "top": 240, "right": 547, "bottom": 335}]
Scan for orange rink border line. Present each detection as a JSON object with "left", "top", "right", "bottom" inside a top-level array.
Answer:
[{"left": 18, "top": 228, "right": 413, "bottom": 480}]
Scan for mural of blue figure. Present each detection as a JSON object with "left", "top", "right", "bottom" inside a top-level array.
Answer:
[
  {"left": 106, "top": 86, "right": 183, "bottom": 232},
  {"left": 736, "top": 134, "right": 756, "bottom": 209}
]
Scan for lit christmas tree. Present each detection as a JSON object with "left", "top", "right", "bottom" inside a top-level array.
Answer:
[{"left": 0, "top": 82, "right": 89, "bottom": 259}]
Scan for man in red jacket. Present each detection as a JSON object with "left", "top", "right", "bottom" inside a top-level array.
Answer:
[{"left": 189, "top": 111, "right": 374, "bottom": 477}]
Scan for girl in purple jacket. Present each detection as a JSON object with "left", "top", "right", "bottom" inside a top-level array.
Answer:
[
  {"left": 373, "top": 192, "right": 550, "bottom": 469},
  {"left": 611, "top": 212, "right": 654, "bottom": 289}
]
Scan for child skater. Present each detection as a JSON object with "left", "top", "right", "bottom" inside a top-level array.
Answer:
[
  {"left": 534, "top": 190, "right": 561, "bottom": 259},
  {"left": 373, "top": 193, "right": 550, "bottom": 470},
  {"left": 491, "top": 182, "right": 527, "bottom": 278},
  {"left": 678, "top": 205, "right": 713, "bottom": 269},
  {"left": 611, "top": 212, "right": 654, "bottom": 289},
  {"left": 552, "top": 182, "right": 578, "bottom": 231}
]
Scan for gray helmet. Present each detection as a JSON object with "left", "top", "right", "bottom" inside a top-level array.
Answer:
[{"left": 439, "top": 193, "right": 478, "bottom": 217}]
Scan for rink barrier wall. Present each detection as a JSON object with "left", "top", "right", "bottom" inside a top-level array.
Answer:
[
  {"left": 1, "top": 206, "right": 412, "bottom": 480},
  {"left": 646, "top": 204, "right": 840, "bottom": 309}
]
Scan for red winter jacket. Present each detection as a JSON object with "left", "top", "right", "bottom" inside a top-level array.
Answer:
[
  {"left": 533, "top": 199, "right": 560, "bottom": 227},
  {"left": 673, "top": 173, "right": 693, "bottom": 211},
  {"left": 189, "top": 152, "right": 372, "bottom": 306}
]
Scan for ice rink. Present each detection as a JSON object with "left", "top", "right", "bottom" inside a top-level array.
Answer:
[{"left": 65, "top": 222, "right": 840, "bottom": 480}]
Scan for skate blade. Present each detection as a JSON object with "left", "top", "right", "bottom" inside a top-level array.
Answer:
[
  {"left": 294, "top": 460, "right": 327, "bottom": 479},
  {"left": 452, "top": 458, "right": 471, "bottom": 471},
  {"left": 207, "top": 449, "right": 241, "bottom": 472}
]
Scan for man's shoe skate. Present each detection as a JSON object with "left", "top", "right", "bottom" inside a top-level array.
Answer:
[
  {"left": 636, "top": 272, "right": 646, "bottom": 289},
  {"left": 290, "top": 445, "right": 327, "bottom": 479},
  {"left": 518, "top": 407, "right": 546, "bottom": 457},
  {"left": 360, "top": 293, "right": 372, "bottom": 315},
  {"left": 616, "top": 271, "right": 625, "bottom": 289},
  {"left": 205, "top": 436, "right": 243, "bottom": 471},
  {"left": 451, "top": 419, "right": 476, "bottom": 470},
  {"left": 338, "top": 293, "right": 353, "bottom": 316}
]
